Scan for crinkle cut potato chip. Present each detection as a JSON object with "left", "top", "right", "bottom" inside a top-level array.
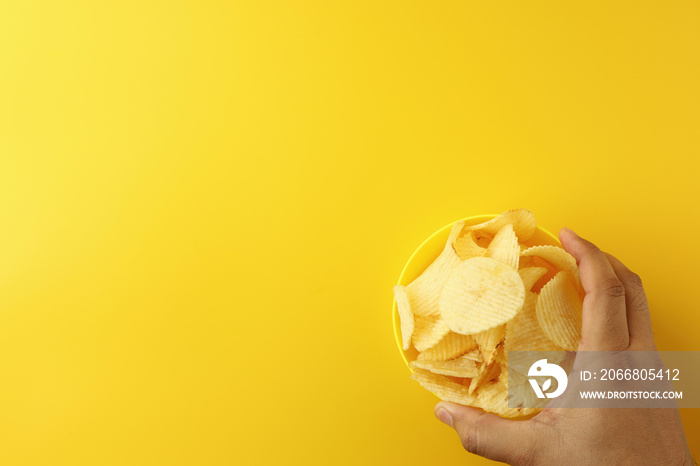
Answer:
[
  {"left": 439, "top": 257, "right": 525, "bottom": 335},
  {"left": 474, "top": 324, "right": 505, "bottom": 365},
  {"left": 412, "top": 314, "right": 450, "bottom": 352},
  {"left": 521, "top": 245, "right": 582, "bottom": 293},
  {"left": 411, "top": 368, "right": 531, "bottom": 418},
  {"left": 405, "top": 222, "right": 464, "bottom": 317},
  {"left": 457, "top": 348, "right": 483, "bottom": 362},
  {"left": 418, "top": 346, "right": 481, "bottom": 363},
  {"left": 410, "top": 356, "right": 479, "bottom": 378},
  {"left": 477, "top": 380, "right": 538, "bottom": 418},
  {"left": 468, "top": 358, "right": 502, "bottom": 395},
  {"left": 506, "top": 369, "right": 548, "bottom": 411},
  {"left": 494, "top": 343, "right": 507, "bottom": 367},
  {"left": 453, "top": 231, "right": 486, "bottom": 261},
  {"left": 399, "top": 210, "right": 584, "bottom": 417},
  {"left": 393, "top": 285, "right": 414, "bottom": 351},
  {"left": 518, "top": 267, "right": 548, "bottom": 292},
  {"left": 507, "top": 292, "right": 547, "bottom": 351},
  {"left": 472, "top": 230, "right": 493, "bottom": 249},
  {"left": 416, "top": 332, "right": 477, "bottom": 361},
  {"left": 536, "top": 271, "right": 583, "bottom": 351},
  {"left": 487, "top": 224, "right": 520, "bottom": 270},
  {"left": 464, "top": 209, "right": 537, "bottom": 241},
  {"left": 410, "top": 369, "right": 478, "bottom": 406},
  {"left": 518, "top": 255, "right": 559, "bottom": 293}
]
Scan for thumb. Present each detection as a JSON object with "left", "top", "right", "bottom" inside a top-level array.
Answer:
[{"left": 435, "top": 402, "right": 536, "bottom": 464}]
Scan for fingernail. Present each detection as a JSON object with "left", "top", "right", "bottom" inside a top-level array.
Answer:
[
  {"left": 435, "top": 407, "right": 454, "bottom": 427},
  {"left": 562, "top": 227, "right": 579, "bottom": 237}
]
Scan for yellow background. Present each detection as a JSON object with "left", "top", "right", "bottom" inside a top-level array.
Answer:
[{"left": 0, "top": 1, "right": 698, "bottom": 465}]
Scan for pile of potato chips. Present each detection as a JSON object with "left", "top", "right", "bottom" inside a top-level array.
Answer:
[{"left": 394, "top": 209, "right": 583, "bottom": 418}]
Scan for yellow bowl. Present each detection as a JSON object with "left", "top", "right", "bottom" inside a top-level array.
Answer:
[{"left": 392, "top": 215, "right": 562, "bottom": 369}]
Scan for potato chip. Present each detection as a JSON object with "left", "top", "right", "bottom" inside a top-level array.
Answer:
[
  {"left": 472, "top": 230, "right": 493, "bottom": 248},
  {"left": 474, "top": 324, "right": 505, "bottom": 365},
  {"left": 468, "top": 359, "right": 501, "bottom": 394},
  {"left": 393, "top": 285, "right": 415, "bottom": 351},
  {"left": 521, "top": 245, "right": 581, "bottom": 292},
  {"left": 411, "top": 355, "right": 535, "bottom": 418},
  {"left": 405, "top": 222, "right": 464, "bottom": 317},
  {"left": 410, "top": 355, "right": 479, "bottom": 378},
  {"left": 453, "top": 231, "right": 486, "bottom": 261},
  {"left": 464, "top": 209, "right": 537, "bottom": 241},
  {"left": 412, "top": 314, "right": 450, "bottom": 352},
  {"left": 439, "top": 257, "right": 525, "bottom": 335},
  {"left": 475, "top": 380, "right": 534, "bottom": 418},
  {"left": 410, "top": 369, "right": 478, "bottom": 406},
  {"left": 416, "top": 332, "right": 477, "bottom": 361},
  {"left": 498, "top": 362, "right": 508, "bottom": 386},
  {"left": 505, "top": 367, "right": 528, "bottom": 392},
  {"left": 517, "top": 255, "right": 539, "bottom": 269},
  {"left": 505, "top": 369, "right": 547, "bottom": 411},
  {"left": 499, "top": 351, "right": 550, "bottom": 403},
  {"left": 506, "top": 292, "right": 560, "bottom": 352},
  {"left": 487, "top": 224, "right": 520, "bottom": 270},
  {"left": 475, "top": 379, "right": 506, "bottom": 406},
  {"left": 518, "top": 255, "right": 559, "bottom": 292},
  {"left": 446, "top": 220, "right": 465, "bottom": 247},
  {"left": 481, "top": 378, "right": 538, "bottom": 417},
  {"left": 420, "top": 346, "right": 482, "bottom": 363},
  {"left": 494, "top": 343, "right": 507, "bottom": 366},
  {"left": 457, "top": 348, "right": 483, "bottom": 362},
  {"left": 536, "top": 271, "right": 583, "bottom": 351},
  {"left": 518, "top": 267, "right": 548, "bottom": 292}
]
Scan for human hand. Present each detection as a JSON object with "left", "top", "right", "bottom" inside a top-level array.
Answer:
[{"left": 433, "top": 228, "right": 694, "bottom": 465}]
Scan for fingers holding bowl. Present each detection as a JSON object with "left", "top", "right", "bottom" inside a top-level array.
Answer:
[{"left": 558, "top": 228, "right": 629, "bottom": 351}]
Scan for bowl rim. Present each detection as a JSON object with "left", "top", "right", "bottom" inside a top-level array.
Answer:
[{"left": 392, "top": 215, "right": 561, "bottom": 369}]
